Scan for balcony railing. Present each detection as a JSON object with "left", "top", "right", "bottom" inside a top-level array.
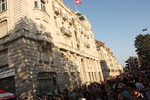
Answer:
[
  {"left": 84, "top": 42, "right": 90, "bottom": 48},
  {"left": 36, "top": 31, "right": 52, "bottom": 41},
  {"left": 68, "top": 19, "right": 73, "bottom": 25},
  {"left": 61, "top": 27, "right": 72, "bottom": 37},
  {"left": 53, "top": 6, "right": 59, "bottom": 15},
  {"left": 62, "top": 13, "right": 67, "bottom": 21}
]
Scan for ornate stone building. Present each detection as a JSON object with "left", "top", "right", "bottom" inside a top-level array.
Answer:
[
  {"left": 95, "top": 40, "right": 123, "bottom": 79},
  {"left": 0, "top": 0, "right": 103, "bottom": 99}
]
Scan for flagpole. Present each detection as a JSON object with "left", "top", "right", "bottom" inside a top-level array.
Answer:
[
  {"left": 74, "top": 0, "right": 81, "bottom": 12},
  {"left": 75, "top": 4, "right": 79, "bottom": 11}
]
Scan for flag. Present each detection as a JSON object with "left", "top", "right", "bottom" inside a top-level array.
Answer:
[
  {"left": 0, "top": 89, "right": 15, "bottom": 100},
  {"left": 74, "top": 0, "right": 82, "bottom": 5}
]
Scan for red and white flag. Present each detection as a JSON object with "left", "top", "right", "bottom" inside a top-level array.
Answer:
[{"left": 74, "top": 0, "right": 82, "bottom": 5}]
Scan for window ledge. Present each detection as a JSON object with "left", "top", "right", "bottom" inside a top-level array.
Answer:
[{"left": 0, "top": 9, "right": 7, "bottom": 15}]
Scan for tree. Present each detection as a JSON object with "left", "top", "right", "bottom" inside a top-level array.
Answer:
[{"left": 134, "top": 33, "right": 150, "bottom": 68}]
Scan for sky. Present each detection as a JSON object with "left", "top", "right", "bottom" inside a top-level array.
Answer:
[{"left": 63, "top": 0, "right": 150, "bottom": 66}]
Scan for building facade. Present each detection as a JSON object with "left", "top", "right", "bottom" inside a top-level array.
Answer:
[
  {"left": 0, "top": 0, "right": 103, "bottom": 99},
  {"left": 95, "top": 40, "right": 123, "bottom": 79}
]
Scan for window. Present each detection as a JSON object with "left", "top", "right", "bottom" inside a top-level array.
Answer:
[
  {"left": 54, "top": 16, "right": 58, "bottom": 27},
  {"left": 35, "top": 19, "right": 41, "bottom": 30},
  {"left": 34, "top": 0, "right": 38, "bottom": 8},
  {"left": 0, "top": 0, "right": 7, "bottom": 12},
  {"left": 0, "top": 21, "right": 7, "bottom": 38},
  {"left": 74, "top": 31, "right": 77, "bottom": 40},
  {"left": 99, "top": 72, "right": 102, "bottom": 80},
  {"left": 41, "top": 0, "right": 45, "bottom": 11},
  {"left": 34, "top": 0, "right": 46, "bottom": 11},
  {"left": 42, "top": 48, "right": 49, "bottom": 63},
  {"left": 38, "top": 46, "right": 50, "bottom": 64},
  {"left": 0, "top": 49, "right": 8, "bottom": 68},
  {"left": 88, "top": 72, "right": 91, "bottom": 81}
]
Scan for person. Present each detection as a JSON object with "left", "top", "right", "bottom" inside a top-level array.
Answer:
[
  {"left": 24, "top": 97, "right": 28, "bottom": 100},
  {"left": 36, "top": 94, "right": 42, "bottom": 100},
  {"left": 135, "top": 78, "right": 145, "bottom": 92},
  {"left": 101, "top": 85, "right": 108, "bottom": 100},
  {"left": 94, "top": 87, "right": 102, "bottom": 100},
  {"left": 117, "top": 83, "right": 131, "bottom": 100},
  {"left": 127, "top": 83, "right": 145, "bottom": 100},
  {"left": 117, "top": 93, "right": 124, "bottom": 100},
  {"left": 55, "top": 95, "right": 62, "bottom": 100},
  {"left": 143, "top": 82, "right": 150, "bottom": 100},
  {"left": 78, "top": 98, "right": 86, "bottom": 100}
]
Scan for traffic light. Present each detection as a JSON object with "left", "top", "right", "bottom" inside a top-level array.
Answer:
[
  {"left": 125, "top": 60, "right": 129, "bottom": 66},
  {"left": 134, "top": 58, "right": 140, "bottom": 67}
]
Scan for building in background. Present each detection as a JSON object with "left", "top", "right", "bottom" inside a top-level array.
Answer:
[
  {"left": 95, "top": 40, "right": 123, "bottom": 79},
  {"left": 0, "top": 0, "right": 104, "bottom": 99},
  {"left": 125, "top": 56, "right": 140, "bottom": 70}
]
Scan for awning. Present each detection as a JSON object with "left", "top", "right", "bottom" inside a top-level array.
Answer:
[{"left": 0, "top": 89, "right": 15, "bottom": 100}]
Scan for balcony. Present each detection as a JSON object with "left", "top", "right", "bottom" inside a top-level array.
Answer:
[
  {"left": 62, "top": 13, "right": 67, "bottom": 21},
  {"left": 61, "top": 27, "right": 72, "bottom": 37},
  {"left": 84, "top": 42, "right": 90, "bottom": 48},
  {"left": 44, "top": 32, "right": 52, "bottom": 38},
  {"left": 53, "top": 6, "right": 60, "bottom": 15},
  {"left": 68, "top": 19, "right": 73, "bottom": 25},
  {"left": 35, "top": 31, "right": 52, "bottom": 43}
]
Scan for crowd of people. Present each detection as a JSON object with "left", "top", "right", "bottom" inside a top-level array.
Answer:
[
  {"left": 105, "top": 69, "right": 150, "bottom": 100},
  {"left": 20, "top": 70, "right": 150, "bottom": 100},
  {"left": 25, "top": 69, "right": 150, "bottom": 100},
  {"left": 34, "top": 82, "right": 107, "bottom": 100}
]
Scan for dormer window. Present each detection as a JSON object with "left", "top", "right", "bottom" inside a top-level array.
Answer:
[{"left": 0, "top": 0, "right": 7, "bottom": 12}]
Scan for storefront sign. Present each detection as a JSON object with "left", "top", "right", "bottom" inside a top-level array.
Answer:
[{"left": 0, "top": 69, "right": 15, "bottom": 79}]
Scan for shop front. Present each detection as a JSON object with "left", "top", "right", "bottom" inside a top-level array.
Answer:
[{"left": 0, "top": 69, "right": 16, "bottom": 94}]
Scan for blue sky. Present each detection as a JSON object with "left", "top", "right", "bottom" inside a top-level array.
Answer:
[{"left": 63, "top": 0, "right": 150, "bottom": 66}]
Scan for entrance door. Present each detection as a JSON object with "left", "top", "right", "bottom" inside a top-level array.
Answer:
[
  {"left": 37, "top": 72, "right": 57, "bottom": 94},
  {"left": 38, "top": 78, "right": 53, "bottom": 93}
]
